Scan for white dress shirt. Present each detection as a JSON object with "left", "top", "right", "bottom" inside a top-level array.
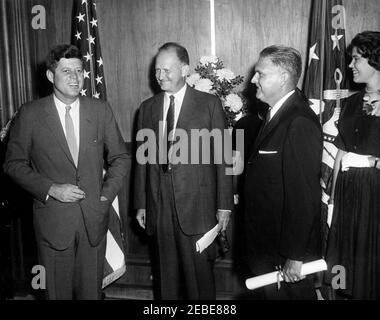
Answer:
[
  {"left": 53, "top": 94, "right": 80, "bottom": 148},
  {"left": 46, "top": 96, "right": 80, "bottom": 200},
  {"left": 269, "top": 90, "right": 295, "bottom": 121},
  {"left": 162, "top": 84, "right": 187, "bottom": 133},
  {"left": 161, "top": 85, "right": 231, "bottom": 215}
]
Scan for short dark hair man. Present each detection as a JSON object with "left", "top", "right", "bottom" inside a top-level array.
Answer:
[
  {"left": 134, "top": 42, "right": 233, "bottom": 299},
  {"left": 4, "top": 44, "right": 130, "bottom": 299},
  {"left": 244, "top": 45, "right": 322, "bottom": 299}
]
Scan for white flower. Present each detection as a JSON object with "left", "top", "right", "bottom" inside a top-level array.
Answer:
[
  {"left": 216, "top": 68, "right": 235, "bottom": 82},
  {"left": 199, "top": 55, "right": 218, "bottom": 66},
  {"left": 186, "top": 73, "right": 201, "bottom": 87},
  {"left": 194, "top": 78, "right": 213, "bottom": 93},
  {"left": 224, "top": 93, "right": 243, "bottom": 112}
]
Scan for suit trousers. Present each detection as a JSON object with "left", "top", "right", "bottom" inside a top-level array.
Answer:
[
  {"left": 36, "top": 206, "right": 106, "bottom": 300},
  {"left": 155, "top": 171, "right": 216, "bottom": 300}
]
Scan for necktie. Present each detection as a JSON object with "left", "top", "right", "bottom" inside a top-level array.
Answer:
[
  {"left": 65, "top": 105, "right": 78, "bottom": 166},
  {"left": 260, "top": 108, "right": 271, "bottom": 131},
  {"left": 163, "top": 95, "right": 175, "bottom": 171},
  {"left": 264, "top": 107, "right": 272, "bottom": 126},
  {"left": 255, "top": 107, "right": 272, "bottom": 143}
]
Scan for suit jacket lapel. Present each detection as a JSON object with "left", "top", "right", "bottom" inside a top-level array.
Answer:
[
  {"left": 42, "top": 95, "right": 76, "bottom": 167},
  {"left": 176, "top": 86, "right": 197, "bottom": 132},
  {"left": 251, "top": 91, "right": 298, "bottom": 156},
  {"left": 152, "top": 86, "right": 197, "bottom": 158},
  {"left": 152, "top": 92, "right": 164, "bottom": 151},
  {"left": 152, "top": 87, "right": 197, "bottom": 143},
  {"left": 78, "top": 97, "right": 94, "bottom": 168}
]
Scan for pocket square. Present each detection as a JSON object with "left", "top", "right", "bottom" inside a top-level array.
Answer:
[{"left": 259, "top": 150, "right": 278, "bottom": 154}]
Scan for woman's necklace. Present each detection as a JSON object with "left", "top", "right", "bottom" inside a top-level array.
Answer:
[{"left": 363, "top": 88, "right": 380, "bottom": 116}]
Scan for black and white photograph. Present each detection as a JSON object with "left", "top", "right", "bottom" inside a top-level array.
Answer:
[{"left": 0, "top": 0, "right": 379, "bottom": 311}]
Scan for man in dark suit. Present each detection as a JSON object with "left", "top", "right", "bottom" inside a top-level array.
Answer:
[
  {"left": 134, "top": 42, "right": 233, "bottom": 299},
  {"left": 3, "top": 44, "right": 129, "bottom": 299},
  {"left": 244, "top": 45, "right": 322, "bottom": 299}
]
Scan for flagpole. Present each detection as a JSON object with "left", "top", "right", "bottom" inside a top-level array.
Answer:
[
  {"left": 319, "top": 0, "right": 327, "bottom": 124},
  {"left": 84, "top": 1, "right": 96, "bottom": 95}
]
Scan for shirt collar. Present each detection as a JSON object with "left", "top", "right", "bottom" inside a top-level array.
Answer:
[
  {"left": 270, "top": 89, "right": 295, "bottom": 119},
  {"left": 164, "top": 84, "right": 187, "bottom": 102},
  {"left": 53, "top": 94, "right": 80, "bottom": 111}
]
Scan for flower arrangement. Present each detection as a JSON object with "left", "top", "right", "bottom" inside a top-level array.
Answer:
[
  {"left": 186, "top": 55, "right": 247, "bottom": 128},
  {"left": 0, "top": 112, "right": 17, "bottom": 142}
]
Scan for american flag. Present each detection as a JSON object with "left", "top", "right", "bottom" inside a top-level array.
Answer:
[
  {"left": 72, "top": 0, "right": 106, "bottom": 100},
  {"left": 303, "top": 0, "right": 349, "bottom": 254},
  {"left": 72, "top": 0, "right": 126, "bottom": 289}
]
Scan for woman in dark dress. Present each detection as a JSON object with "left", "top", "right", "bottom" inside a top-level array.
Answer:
[{"left": 327, "top": 31, "right": 380, "bottom": 299}]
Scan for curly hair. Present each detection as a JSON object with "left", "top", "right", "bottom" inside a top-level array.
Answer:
[{"left": 348, "top": 31, "right": 380, "bottom": 71}]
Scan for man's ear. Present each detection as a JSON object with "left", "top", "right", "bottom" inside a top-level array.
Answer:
[
  {"left": 46, "top": 69, "right": 54, "bottom": 84},
  {"left": 182, "top": 64, "right": 190, "bottom": 78},
  {"left": 280, "top": 71, "right": 290, "bottom": 87}
]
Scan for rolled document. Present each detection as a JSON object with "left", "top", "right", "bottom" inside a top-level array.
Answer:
[
  {"left": 245, "top": 259, "right": 327, "bottom": 290},
  {"left": 196, "top": 224, "right": 219, "bottom": 253}
]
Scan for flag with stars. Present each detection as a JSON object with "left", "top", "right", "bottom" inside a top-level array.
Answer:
[
  {"left": 72, "top": 0, "right": 126, "bottom": 289},
  {"left": 72, "top": 0, "right": 106, "bottom": 100},
  {"left": 303, "top": 0, "right": 349, "bottom": 256}
]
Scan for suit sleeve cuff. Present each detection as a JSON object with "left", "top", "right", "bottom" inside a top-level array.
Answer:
[{"left": 217, "top": 209, "right": 232, "bottom": 213}]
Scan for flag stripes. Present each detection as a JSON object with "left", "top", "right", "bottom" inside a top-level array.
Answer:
[
  {"left": 72, "top": 0, "right": 126, "bottom": 289},
  {"left": 303, "top": 0, "right": 348, "bottom": 253}
]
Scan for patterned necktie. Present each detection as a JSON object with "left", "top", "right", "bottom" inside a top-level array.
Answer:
[
  {"left": 65, "top": 105, "right": 78, "bottom": 166},
  {"left": 164, "top": 95, "right": 175, "bottom": 171}
]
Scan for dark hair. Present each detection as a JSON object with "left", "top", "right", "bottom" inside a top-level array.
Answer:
[
  {"left": 158, "top": 42, "right": 189, "bottom": 65},
  {"left": 46, "top": 44, "right": 83, "bottom": 71},
  {"left": 259, "top": 45, "right": 302, "bottom": 86},
  {"left": 348, "top": 31, "right": 380, "bottom": 71}
]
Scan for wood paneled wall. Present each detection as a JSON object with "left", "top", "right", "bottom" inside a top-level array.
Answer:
[
  {"left": 96, "top": 0, "right": 212, "bottom": 141},
  {"left": 11, "top": 0, "right": 380, "bottom": 299},
  {"left": 215, "top": 0, "right": 380, "bottom": 91},
  {"left": 27, "top": 0, "right": 379, "bottom": 141}
]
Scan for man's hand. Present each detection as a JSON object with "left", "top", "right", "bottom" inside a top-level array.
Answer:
[
  {"left": 282, "top": 259, "right": 305, "bottom": 283},
  {"left": 136, "top": 209, "right": 146, "bottom": 229},
  {"left": 216, "top": 209, "right": 231, "bottom": 232},
  {"left": 48, "top": 184, "right": 85, "bottom": 202}
]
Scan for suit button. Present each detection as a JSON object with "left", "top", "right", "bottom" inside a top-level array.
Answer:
[
  {"left": 353, "top": 145, "right": 357, "bottom": 150},
  {"left": 355, "top": 128, "right": 359, "bottom": 133}
]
